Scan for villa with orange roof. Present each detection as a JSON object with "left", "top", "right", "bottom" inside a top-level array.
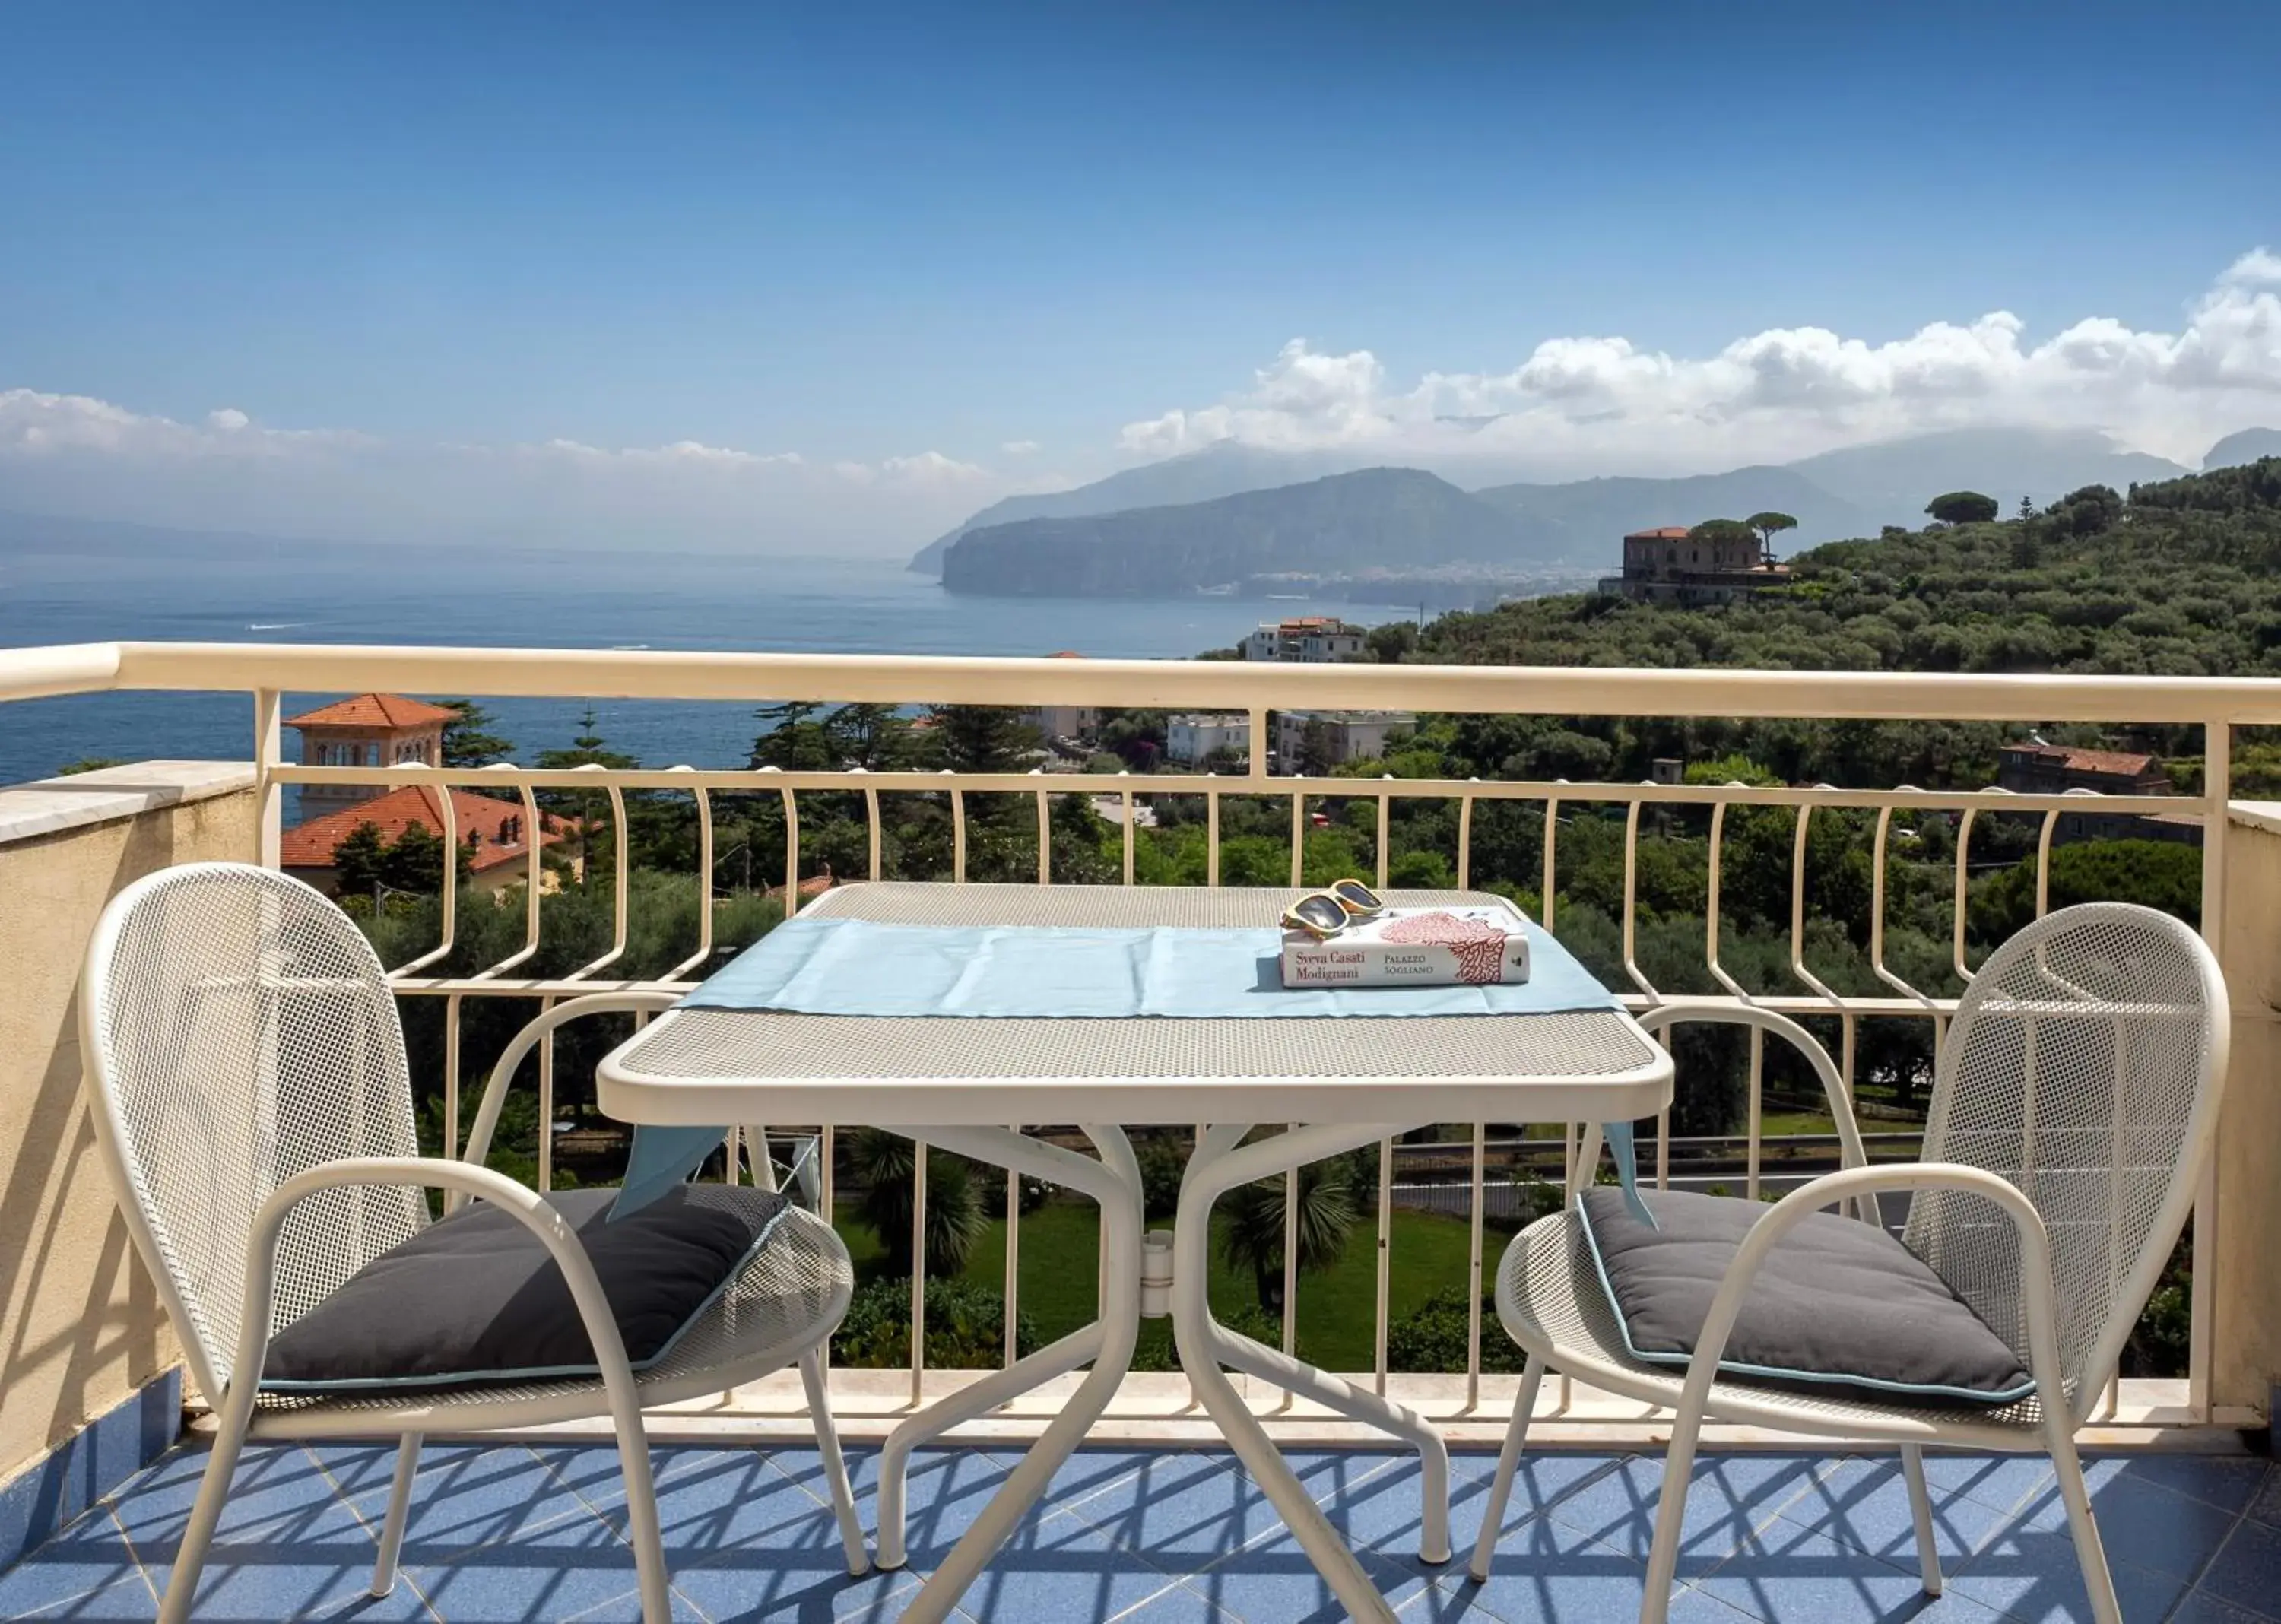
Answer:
[
  {"left": 281, "top": 784, "right": 573, "bottom": 898},
  {"left": 285, "top": 693, "right": 458, "bottom": 820},
  {"left": 282, "top": 693, "right": 573, "bottom": 897}
]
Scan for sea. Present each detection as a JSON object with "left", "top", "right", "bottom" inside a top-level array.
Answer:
[{"left": 0, "top": 541, "right": 1413, "bottom": 786}]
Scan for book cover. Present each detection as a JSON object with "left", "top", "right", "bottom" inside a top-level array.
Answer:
[{"left": 1280, "top": 906, "right": 1531, "bottom": 988}]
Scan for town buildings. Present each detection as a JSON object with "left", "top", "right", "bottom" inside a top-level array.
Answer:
[
  {"left": 1274, "top": 709, "right": 1416, "bottom": 770},
  {"left": 1242, "top": 617, "right": 1368, "bottom": 662},
  {"left": 1166, "top": 714, "right": 1249, "bottom": 766},
  {"left": 1995, "top": 738, "right": 2193, "bottom": 843}
]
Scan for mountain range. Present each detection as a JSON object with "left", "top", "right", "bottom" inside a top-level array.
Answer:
[
  {"left": 925, "top": 427, "right": 2243, "bottom": 598},
  {"left": 939, "top": 468, "right": 1527, "bottom": 597}
]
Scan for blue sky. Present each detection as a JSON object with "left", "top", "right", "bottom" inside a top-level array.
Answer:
[{"left": 2, "top": 2, "right": 2277, "bottom": 550}]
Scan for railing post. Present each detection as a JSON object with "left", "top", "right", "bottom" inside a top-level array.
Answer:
[
  {"left": 2208, "top": 801, "right": 2281, "bottom": 1429},
  {"left": 2194, "top": 725, "right": 2230, "bottom": 1418},
  {"left": 252, "top": 687, "right": 282, "bottom": 868}
]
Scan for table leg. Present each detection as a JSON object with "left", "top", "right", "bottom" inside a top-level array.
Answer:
[
  {"left": 873, "top": 1322, "right": 1102, "bottom": 1568},
  {"left": 1172, "top": 1123, "right": 1449, "bottom": 1623},
  {"left": 891, "top": 1124, "right": 1142, "bottom": 1624}
]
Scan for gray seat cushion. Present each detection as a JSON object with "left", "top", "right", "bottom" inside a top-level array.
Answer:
[
  {"left": 262, "top": 1185, "right": 791, "bottom": 1392},
  {"left": 1576, "top": 1188, "right": 2035, "bottom": 1407}
]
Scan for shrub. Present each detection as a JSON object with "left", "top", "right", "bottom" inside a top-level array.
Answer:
[
  {"left": 1128, "top": 1302, "right": 1291, "bottom": 1372},
  {"left": 1385, "top": 1286, "right": 1529, "bottom": 1375},
  {"left": 972, "top": 1162, "right": 1056, "bottom": 1218},
  {"left": 833, "top": 1277, "right": 1038, "bottom": 1370},
  {"left": 1136, "top": 1133, "right": 1191, "bottom": 1222}
]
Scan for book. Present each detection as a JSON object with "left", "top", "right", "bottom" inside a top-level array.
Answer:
[{"left": 1280, "top": 906, "right": 1531, "bottom": 988}]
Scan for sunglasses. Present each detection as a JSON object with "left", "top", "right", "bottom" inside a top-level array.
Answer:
[{"left": 1280, "top": 878, "right": 1387, "bottom": 939}]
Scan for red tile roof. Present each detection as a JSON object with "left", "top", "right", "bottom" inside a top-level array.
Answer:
[
  {"left": 2007, "top": 743, "right": 2162, "bottom": 779},
  {"left": 281, "top": 785, "right": 566, "bottom": 874},
  {"left": 284, "top": 694, "right": 458, "bottom": 730},
  {"left": 1626, "top": 527, "right": 1693, "bottom": 540},
  {"left": 1048, "top": 650, "right": 1086, "bottom": 658}
]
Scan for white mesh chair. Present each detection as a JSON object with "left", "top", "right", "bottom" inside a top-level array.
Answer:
[
  {"left": 78, "top": 862, "right": 867, "bottom": 1624},
  {"left": 1468, "top": 902, "right": 2229, "bottom": 1624}
]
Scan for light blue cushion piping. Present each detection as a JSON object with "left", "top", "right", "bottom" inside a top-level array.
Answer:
[
  {"left": 256, "top": 1200, "right": 796, "bottom": 1394},
  {"left": 1569, "top": 1193, "right": 2039, "bottom": 1407}
]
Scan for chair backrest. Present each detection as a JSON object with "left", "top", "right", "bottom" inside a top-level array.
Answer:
[
  {"left": 79, "top": 862, "right": 427, "bottom": 1405},
  {"left": 1906, "top": 902, "right": 2228, "bottom": 1414}
]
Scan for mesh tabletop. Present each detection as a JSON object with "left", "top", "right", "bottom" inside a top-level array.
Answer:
[{"left": 601, "top": 884, "right": 1668, "bottom": 1126}]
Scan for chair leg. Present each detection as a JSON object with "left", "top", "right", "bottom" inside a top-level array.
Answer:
[
  {"left": 370, "top": 1432, "right": 424, "bottom": 1597},
  {"left": 801, "top": 1348, "right": 870, "bottom": 1577},
  {"left": 1638, "top": 1391, "right": 1708, "bottom": 1624},
  {"left": 609, "top": 1404, "right": 674, "bottom": 1623},
  {"left": 1467, "top": 1357, "right": 1546, "bottom": 1582},
  {"left": 156, "top": 1404, "right": 255, "bottom": 1624},
  {"left": 2046, "top": 1425, "right": 2122, "bottom": 1624},
  {"left": 1899, "top": 1444, "right": 1943, "bottom": 1596}
]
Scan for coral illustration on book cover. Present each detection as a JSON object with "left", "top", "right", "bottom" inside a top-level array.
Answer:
[{"left": 1381, "top": 911, "right": 1511, "bottom": 983}]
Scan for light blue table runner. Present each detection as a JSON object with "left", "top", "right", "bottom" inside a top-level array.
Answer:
[{"left": 615, "top": 915, "right": 1647, "bottom": 1220}]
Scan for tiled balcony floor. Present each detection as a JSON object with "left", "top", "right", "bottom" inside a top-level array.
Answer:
[{"left": 4, "top": 1438, "right": 2276, "bottom": 1622}]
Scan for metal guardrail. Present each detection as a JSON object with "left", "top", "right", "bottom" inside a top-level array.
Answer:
[{"left": 0, "top": 639, "right": 2254, "bottom": 1421}]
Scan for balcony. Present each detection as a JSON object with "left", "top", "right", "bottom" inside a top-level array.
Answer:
[
  {"left": 7, "top": 1439, "right": 2281, "bottom": 1622},
  {"left": 2, "top": 640, "right": 2279, "bottom": 1622}
]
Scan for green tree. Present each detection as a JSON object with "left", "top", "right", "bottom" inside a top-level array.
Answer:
[
  {"left": 536, "top": 709, "right": 639, "bottom": 882},
  {"left": 842, "top": 1128, "right": 989, "bottom": 1278},
  {"left": 56, "top": 756, "right": 127, "bottom": 776},
  {"left": 1367, "top": 620, "right": 1420, "bottom": 664},
  {"left": 925, "top": 705, "right": 1040, "bottom": 772},
  {"left": 1294, "top": 717, "right": 1339, "bottom": 776},
  {"left": 1687, "top": 518, "right": 1761, "bottom": 550},
  {"left": 438, "top": 700, "right": 515, "bottom": 767},
  {"left": 1744, "top": 512, "right": 1798, "bottom": 553},
  {"left": 826, "top": 703, "right": 912, "bottom": 770},
  {"left": 331, "top": 820, "right": 474, "bottom": 902},
  {"left": 1972, "top": 839, "right": 2203, "bottom": 943},
  {"left": 1220, "top": 1157, "right": 1360, "bottom": 1314},
  {"left": 749, "top": 701, "right": 837, "bottom": 771},
  {"left": 1926, "top": 490, "right": 2000, "bottom": 525}
]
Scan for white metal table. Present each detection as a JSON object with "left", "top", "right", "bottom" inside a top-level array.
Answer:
[{"left": 597, "top": 883, "right": 1673, "bottom": 1623}]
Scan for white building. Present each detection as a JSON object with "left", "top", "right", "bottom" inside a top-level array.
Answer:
[
  {"left": 1166, "top": 713, "right": 1250, "bottom": 766},
  {"left": 1242, "top": 617, "right": 1368, "bottom": 663},
  {"left": 1274, "top": 709, "right": 1417, "bottom": 771}
]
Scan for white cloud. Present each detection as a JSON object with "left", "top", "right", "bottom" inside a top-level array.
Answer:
[
  {"left": 878, "top": 450, "right": 987, "bottom": 483},
  {"left": 2218, "top": 247, "right": 2281, "bottom": 288},
  {"left": 0, "top": 389, "right": 373, "bottom": 459},
  {"left": 1001, "top": 439, "right": 1040, "bottom": 455},
  {"left": 1118, "top": 249, "right": 2281, "bottom": 473},
  {"left": 522, "top": 436, "right": 804, "bottom": 469},
  {"left": 0, "top": 392, "right": 1004, "bottom": 553}
]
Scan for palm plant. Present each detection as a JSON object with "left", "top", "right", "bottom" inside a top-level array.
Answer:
[
  {"left": 843, "top": 1128, "right": 989, "bottom": 1278},
  {"left": 1220, "top": 1156, "right": 1360, "bottom": 1315}
]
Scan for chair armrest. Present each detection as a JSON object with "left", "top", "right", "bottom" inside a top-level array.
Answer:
[
  {"left": 224, "top": 1156, "right": 638, "bottom": 1410},
  {"left": 1671, "top": 1161, "right": 2067, "bottom": 1418},
  {"left": 462, "top": 991, "right": 683, "bottom": 1176}
]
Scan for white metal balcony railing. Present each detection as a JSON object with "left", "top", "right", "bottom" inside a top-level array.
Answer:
[{"left": 0, "top": 640, "right": 2264, "bottom": 1434}]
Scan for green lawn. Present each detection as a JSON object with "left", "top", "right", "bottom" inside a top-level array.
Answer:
[{"left": 832, "top": 1199, "right": 1489, "bottom": 1372}]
